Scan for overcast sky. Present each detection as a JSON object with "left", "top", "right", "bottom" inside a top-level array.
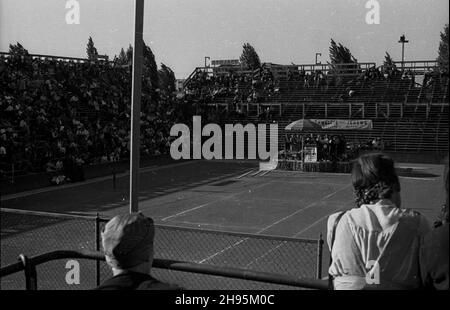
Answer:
[{"left": 1, "top": 0, "right": 448, "bottom": 78}]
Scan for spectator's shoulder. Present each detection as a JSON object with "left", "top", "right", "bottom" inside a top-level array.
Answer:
[
  {"left": 327, "top": 211, "right": 346, "bottom": 229},
  {"left": 327, "top": 210, "right": 348, "bottom": 247}
]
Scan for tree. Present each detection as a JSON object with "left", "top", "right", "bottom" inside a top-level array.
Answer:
[
  {"left": 114, "top": 48, "right": 127, "bottom": 65},
  {"left": 9, "top": 42, "right": 29, "bottom": 56},
  {"left": 158, "top": 63, "right": 176, "bottom": 94},
  {"left": 437, "top": 24, "right": 449, "bottom": 72},
  {"left": 383, "top": 52, "right": 395, "bottom": 67},
  {"left": 86, "top": 36, "right": 98, "bottom": 60},
  {"left": 126, "top": 44, "right": 133, "bottom": 64},
  {"left": 329, "top": 39, "right": 359, "bottom": 79},
  {"left": 117, "top": 42, "right": 159, "bottom": 94},
  {"left": 383, "top": 52, "right": 397, "bottom": 71},
  {"left": 329, "top": 39, "right": 357, "bottom": 64},
  {"left": 240, "top": 43, "right": 261, "bottom": 70},
  {"left": 143, "top": 41, "right": 159, "bottom": 89}
]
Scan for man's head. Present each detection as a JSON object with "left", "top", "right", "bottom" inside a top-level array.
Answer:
[{"left": 101, "top": 213, "right": 155, "bottom": 273}]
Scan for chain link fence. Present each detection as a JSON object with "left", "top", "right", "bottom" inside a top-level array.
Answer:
[
  {"left": 0, "top": 209, "right": 99, "bottom": 290},
  {"left": 1, "top": 209, "right": 323, "bottom": 290}
]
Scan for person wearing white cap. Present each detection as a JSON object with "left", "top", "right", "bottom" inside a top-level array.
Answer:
[{"left": 96, "top": 212, "right": 181, "bottom": 290}]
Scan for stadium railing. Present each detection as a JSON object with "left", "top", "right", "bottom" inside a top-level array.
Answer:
[
  {"left": 0, "top": 250, "right": 328, "bottom": 290},
  {"left": 1, "top": 208, "right": 325, "bottom": 290},
  {"left": 391, "top": 60, "right": 439, "bottom": 74},
  {"left": 0, "top": 51, "right": 110, "bottom": 64}
]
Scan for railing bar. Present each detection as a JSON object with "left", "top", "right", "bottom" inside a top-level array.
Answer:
[
  {"left": 152, "top": 260, "right": 328, "bottom": 290},
  {"left": 1, "top": 250, "right": 328, "bottom": 290},
  {"left": 0, "top": 261, "right": 24, "bottom": 277},
  {"left": 0, "top": 208, "right": 100, "bottom": 220}
]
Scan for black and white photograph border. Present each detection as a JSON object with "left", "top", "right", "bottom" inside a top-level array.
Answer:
[{"left": 0, "top": 0, "right": 448, "bottom": 300}]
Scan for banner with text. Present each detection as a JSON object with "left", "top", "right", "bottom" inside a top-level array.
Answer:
[
  {"left": 211, "top": 59, "right": 240, "bottom": 66},
  {"left": 304, "top": 146, "right": 318, "bottom": 163},
  {"left": 310, "top": 119, "right": 373, "bottom": 130}
]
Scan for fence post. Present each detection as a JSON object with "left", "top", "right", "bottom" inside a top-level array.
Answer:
[
  {"left": 95, "top": 213, "right": 101, "bottom": 287},
  {"left": 19, "top": 254, "right": 37, "bottom": 290},
  {"left": 316, "top": 233, "right": 324, "bottom": 279}
]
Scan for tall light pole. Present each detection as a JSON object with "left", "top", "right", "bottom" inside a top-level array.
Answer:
[
  {"left": 398, "top": 34, "right": 409, "bottom": 71},
  {"left": 129, "top": 0, "right": 144, "bottom": 212}
]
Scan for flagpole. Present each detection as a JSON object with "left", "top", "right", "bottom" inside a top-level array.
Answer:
[{"left": 129, "top": 0, "right": 144, "bottom": 213}]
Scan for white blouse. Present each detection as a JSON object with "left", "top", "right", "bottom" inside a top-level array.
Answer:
[{"left": 327, "top": 199, "right": 430, "bottom": 290}]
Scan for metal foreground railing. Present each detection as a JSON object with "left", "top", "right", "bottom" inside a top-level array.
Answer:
[
  {"left": 0, "top": 250, "right": 328, "bottom": 290},
  {"left": 1, "top": 208, "right": 325, "bottom": 290}
]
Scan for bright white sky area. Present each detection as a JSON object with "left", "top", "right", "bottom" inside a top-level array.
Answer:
[{"left": 1, "top": 0, "right": 448, "bottom": 78}]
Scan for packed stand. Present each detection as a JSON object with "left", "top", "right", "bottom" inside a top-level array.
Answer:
[
  {"left": 0, "top": 54, "right": 189, "bottom": 183},
  {"left": 183, "top": 63, "right": 449, "bottom": 108}
]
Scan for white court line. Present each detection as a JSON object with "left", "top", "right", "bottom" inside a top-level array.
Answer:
[
  {"left": 198, "top": 239, "right": 247, "bottom": 264},
  {"left": 164, "top": 220, "right": 260, "bottom": 232},
  {"left": 399, "top": 177, "right": 437, "bottom": 181},
  {"left": 292, "top": 212, "right": 335, "bottom": 237},
  {"left": 260, "top": 170, "right": 271, "bottom": 177},
  {"left": 244, "top": 204, "right": 351, "bottom": 269},
  {"left": 1, "top": 161, "right": 197, "bottom": 201},
  {"left": 198, "top": 183, "right": 351, "bottom": 264},
  {"left": 161, "top": 181, "right": 273, "bottom": 222},
  {"left": 250, "top": 170, "right": 262, "bottom": 177},
  {"left": 255, "top": 183, "right": 350, "bottom": 234},
  {"left": 292, "top": 202, "right": 352, "bottom": 238},
  {"left": 161, "top": 203, "right": 214, "bottom": 222},
  {"left": 235, "top": 169, "right": 256, "bottom": 179}
]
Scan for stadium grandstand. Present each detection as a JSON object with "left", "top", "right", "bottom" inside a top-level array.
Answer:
[
  {"left": 182, "top": 59, "right": 448, "bottom": 162},
  {"left": 1, "top": 51, "right": 448, "bottom": 183}
]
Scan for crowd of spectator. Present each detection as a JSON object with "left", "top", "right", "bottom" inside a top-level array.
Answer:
[
  {"left": 184, "top": 66, "right": 278, "bottom": 108},
  {"left": 184, "top": 62, "right": 449, "bottom": 107},
  {"left": 0, "top": 53, "right": 188, "bottom": 182},
  {"left": 184, "top": 64, "right": 400, "bottom": 116},
  {"left": 335, "top": 65, "right": 449, "bottom": 104},
  {"left": 1, "top": 52, "right": 446, "bottom": 183},
  {"left": 283, "top": 133, "right": 385, "bottom": 162}
]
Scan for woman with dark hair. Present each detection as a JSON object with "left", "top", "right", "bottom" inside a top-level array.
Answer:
[
  {"left": 327, "top": 153, "right": 430, "bottom": 289},
  {"left": 419, "top": 156, "right": 449, "bottom": 290}
]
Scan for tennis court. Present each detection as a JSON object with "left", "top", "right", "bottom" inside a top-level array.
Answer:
[{"left": 0, "top": 159, "right": 446, "bottom": 289}]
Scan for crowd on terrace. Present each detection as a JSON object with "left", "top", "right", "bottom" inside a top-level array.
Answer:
[
  {"left": 0, "top": 53, "right": 186, "bottom": 182},
  {"left": 1, "top": 51, "right": 447, "bottom": 183},
  {"left": 184, "top": 63, "right": 448, "bottom": 107}
]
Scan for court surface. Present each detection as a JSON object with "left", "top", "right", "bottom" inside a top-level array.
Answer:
[
  {"left": 2, "top": 159, "right": 445, "bottom": 239},
  {"left": 0, "top": 159, "right": 446, "bottom": 289}
]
